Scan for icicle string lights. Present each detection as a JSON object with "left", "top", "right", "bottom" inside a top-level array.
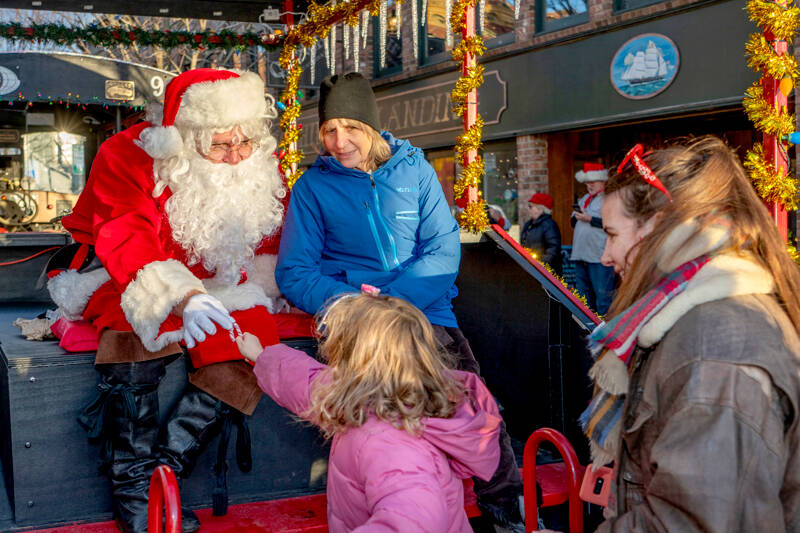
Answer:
[
  {"left": 353, "top": 23, "right": 361, "bottom": 71},
  {"left": 309, "top": 41, "right": 317, "bottom": 85},
  {"left": 361, "top": 9, "right": 370, "bottom": 47},
  {"left": 379, "top": 0, "right": 388, "bottom": 68},
  {"left": 445, "top": 0, "right": 453, "bottom": 48},
  {"left": 412, "top": 0, "right": 419, "bottom": 62},
  {"left": 396, "top": 0, "right": 403, "bottom": 38},
  {"left": 344, "top": 20, "right": 350, "bottom": 59},
  {"left": 331, "top": 23, "right": 337, "bottom": 74}
]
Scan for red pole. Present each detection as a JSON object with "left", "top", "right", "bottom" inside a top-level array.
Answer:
[
  {"left": 282, "top": 0, "right": 294, "bottom": 26},
  {"left": 763, "top": 30, "right": 789, "bottom": 241},
  {"left": 462, "top": 2, "right": 478, "bottom": 204}
]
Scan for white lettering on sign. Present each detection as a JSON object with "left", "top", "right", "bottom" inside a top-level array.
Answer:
[{"left": 150, "top": 76, "right": 165, "bottom": 97}]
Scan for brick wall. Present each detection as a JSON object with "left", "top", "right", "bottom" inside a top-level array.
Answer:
[{"left": 516, "top": 134, "right": 548, "bottom": 225}]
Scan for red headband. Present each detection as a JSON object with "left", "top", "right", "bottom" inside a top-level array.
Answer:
[{"left": 617, "top": 144, "right": 673, "bottom": 202}]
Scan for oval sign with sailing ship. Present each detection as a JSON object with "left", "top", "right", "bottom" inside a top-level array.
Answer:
[{"left": 610, "top": 33, "right": 679, "bottom": 100}]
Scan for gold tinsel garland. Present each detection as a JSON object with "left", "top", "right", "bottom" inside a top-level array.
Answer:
[
  {"left": 787, "top": 244, "right": 800, "bottom": 265},
  {"left": 745, "top": 33, "right": 798, "bottom": 81},
  {"left": 456, "top": 199, "right": 489, "bottom": 232},
  {"left": 277, "top": 0, "right": 381, "bottom": 186},
  {"left": 744, "top": 143, "right": 800, "bottom": 208},
  {"left": 521, "top": 246, "right": 597, "bottom": 316},
  {"left": 452, "top": 36, "right": 486, "bottom": 63},
  {"left": 451, "top": 64, "right": 484, "bottom": 116},
  {"left": 449, "top": 0, "right": 487, "bottom": 233},
  {"left": 744, "top": 0, "right": 799, "bottom": 210},
  {"left": 746, "top": 0, "right": 800, "bottom": 41},
  {"left": 743, "top": 82, "right": 795, "bottom": 137},
  {"left": 277, "top": 45, "right": 303, "bottom": 185},
  {"left": 450, "top": 0, "right": 476, "bottom": 32},
  {"left": 453, "top": 156, "right": 485, "bottom": 196},
  {"left": 454, "top": 116, "right": 485, "bottom": 155}
]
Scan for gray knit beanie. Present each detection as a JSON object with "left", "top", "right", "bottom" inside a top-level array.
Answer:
[{"left": 318, "top": 73, "right": 381, "bottom": 132}]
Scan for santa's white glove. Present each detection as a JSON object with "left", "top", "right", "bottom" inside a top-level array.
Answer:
[{"left": 181, "top": 293, "right": 234, "bottom": 349}]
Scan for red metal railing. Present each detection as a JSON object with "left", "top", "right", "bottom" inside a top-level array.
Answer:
[
  {"left": 523, "top": 428, "right": 584, "bottom": 533},
  {"left": 148, "top": 465, "right": 182, "bottom": 533}
]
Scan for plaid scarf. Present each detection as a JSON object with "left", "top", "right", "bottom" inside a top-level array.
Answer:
[{"left": 579, "top": 254, "right": 712, "bottom": 465}]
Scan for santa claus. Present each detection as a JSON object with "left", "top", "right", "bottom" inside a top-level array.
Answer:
[{"left": 47, "top": 68, "right": 287, "bottom": 533}]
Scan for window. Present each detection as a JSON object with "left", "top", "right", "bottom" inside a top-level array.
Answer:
[
  {"left": 535, "top": 0, "right": 588, "bottom": 33},
  {"left": 614, "top": 0, "right": 662, "bottom": 12},
  {"left": 374, "top": 0, "right": 403, "bottom": 77},
  {"left": 426, "top": 148, "right": 456, "bottom": 206},
  {"left": 482, "top": 140, "right": 518, "bottom": 226},
  {"left": 480, "top": 0, "right": 515, "bottom": 47},
  {"left": 420, "top": 0, "right": 515, "bottom": 64},
  {"left": 420, "top": 0, "right": 455, "bottom": 64}
]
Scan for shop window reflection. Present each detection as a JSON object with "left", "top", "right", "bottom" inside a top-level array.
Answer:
[
  {"left": 535, "top": 0, "right": 588, "bottom": 33},
  {"left": 482, "top": 142, "right": 518, "bottom": 230},
  {"left": 421, "top": 0, "right": 515, "bottom": 64},
  {"left": 481, "top": 0, "right": 515, "bottom": 46}
]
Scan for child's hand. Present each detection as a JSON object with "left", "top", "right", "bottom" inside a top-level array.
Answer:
[{"left": 235, "top": 332, "right": 264, "bottom": 363}]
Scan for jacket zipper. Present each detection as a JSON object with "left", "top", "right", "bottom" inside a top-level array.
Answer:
[
  {"left": 365, "top": 201, "right": 390, "bottom": 271},
  {"left": 369, "top": 174, "right": 400, "bottom": 269}
]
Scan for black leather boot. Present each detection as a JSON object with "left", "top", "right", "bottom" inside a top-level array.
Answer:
[
  {"left": 81, "top": 360, "right": 166, "bottom": 533},
  {"left": 155, "top": 385, "right": 229, "bottom": 531}
]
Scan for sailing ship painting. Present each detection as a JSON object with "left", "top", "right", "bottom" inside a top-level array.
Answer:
[{"left": 610, "top": 34, "right": 679, "bottom": 99}]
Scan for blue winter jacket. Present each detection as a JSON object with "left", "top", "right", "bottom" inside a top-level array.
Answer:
[{"left": 276, "top": 132, "right": 461, "bottom": 327}]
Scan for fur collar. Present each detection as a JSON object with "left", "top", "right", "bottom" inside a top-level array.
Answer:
[{"left": 638, "top": 254, "right": 774, "bottom": 348}]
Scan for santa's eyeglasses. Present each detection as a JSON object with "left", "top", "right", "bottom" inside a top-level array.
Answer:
[{"left": 205, "top": 138, "right": 258, "bottom": 161}]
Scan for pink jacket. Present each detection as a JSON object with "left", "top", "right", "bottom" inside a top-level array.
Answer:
[{"left": 253, "top": 343, "right": 502, "bottom": 532}]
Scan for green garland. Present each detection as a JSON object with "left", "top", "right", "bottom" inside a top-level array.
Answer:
[{"left": 0, "top": 22, "right": 282, "bottom": 51}]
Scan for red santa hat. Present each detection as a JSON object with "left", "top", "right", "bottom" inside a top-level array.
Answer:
[
  {"left": 528, "top": 192, "right": 554, "bottom": 210},
  {"left": 137, "top": 68, "right": 271, "bottom": 160},
  {"left": 574, "top": 162, "right": 609, "bottom": 183}
]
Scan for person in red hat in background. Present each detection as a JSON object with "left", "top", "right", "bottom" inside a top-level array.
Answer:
[
  {"left": 571, "top": 162, "right": 615, "bottom": 315},
  {"left": 520, "top": 192, "right": 562, "bottom": 276},
  {"left": 46, "top": 68, "right": 288, "bottom": 533}
]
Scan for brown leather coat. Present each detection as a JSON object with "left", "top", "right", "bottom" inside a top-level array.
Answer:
[{"left": 597, "top": 294, "right": 800, "bottom": 533}]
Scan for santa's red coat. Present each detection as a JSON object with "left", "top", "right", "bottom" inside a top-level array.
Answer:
[{"left": 60, "top": 122, "right": 287, "bottom": 353}]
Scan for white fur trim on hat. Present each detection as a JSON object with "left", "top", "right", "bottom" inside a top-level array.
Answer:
[
  {"left": 47, "top": 268, "right": 111, "bottom": 321},
  {"left": 135, "top": 125, "right": 184, "bottom": 161},
  {"left": 120, "top": 259, "right": 205, "bottom": 352},
  {"left": 575, "top": 169, "right": 609, "bottom": 183},
  {"left": 175, "top": 70, "right": 269, "bottom": 130}
]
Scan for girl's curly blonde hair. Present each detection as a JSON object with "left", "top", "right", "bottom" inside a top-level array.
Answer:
[{"left": 307, "top": 293, "right": 464, "bottom": 438}]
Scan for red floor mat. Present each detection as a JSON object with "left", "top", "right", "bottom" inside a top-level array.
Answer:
[{"left": 26, "top": 493, "right": 328, "bottom": 533}]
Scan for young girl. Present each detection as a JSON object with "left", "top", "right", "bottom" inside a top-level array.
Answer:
[
  {"left": 578, "top": 137, "right": 800, "bottom": 532},
  {"left": 236, "top": 293, "right": 502, "bottom": 532}
]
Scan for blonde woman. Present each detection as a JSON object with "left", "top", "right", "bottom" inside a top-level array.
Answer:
[
  {"left": 275, "top": 72, "right": 525, "bottom": 528},
  {"left": 576, "top": 137, "right": 800, "bottom": 532},
  {"left": 236, "top": 293, "right": 502, "bottom": 532}
]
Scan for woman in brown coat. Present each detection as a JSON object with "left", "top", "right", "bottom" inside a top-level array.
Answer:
[{"left": 574, "top": 137, "right": 800, "bottom": 532}]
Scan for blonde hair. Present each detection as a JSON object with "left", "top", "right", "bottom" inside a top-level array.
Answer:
[
  {"left": 606, "top": 135, "right": 800, "bottom": 334},
  {"left": 307, "top": 294, "right": 464, "bottom": 438},
  {"left": 318, "top": 118, "right": 392, "bottom": 172}
]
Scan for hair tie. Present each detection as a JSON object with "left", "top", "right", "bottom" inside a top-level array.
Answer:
[
  {"left": 360, "top": 284, "right": 381, "bottom": 296},
  {"left": 617, "top": 144, "right": 673, "bottom": 202}
]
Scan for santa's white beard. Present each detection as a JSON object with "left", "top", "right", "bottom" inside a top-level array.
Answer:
[{"left": 159, "top": 147, "right": 285, "bottom": 285}]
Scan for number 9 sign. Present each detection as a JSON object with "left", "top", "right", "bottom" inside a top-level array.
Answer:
[{"left": 150, "top": 76, "right": 165, "bottom": 97}]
